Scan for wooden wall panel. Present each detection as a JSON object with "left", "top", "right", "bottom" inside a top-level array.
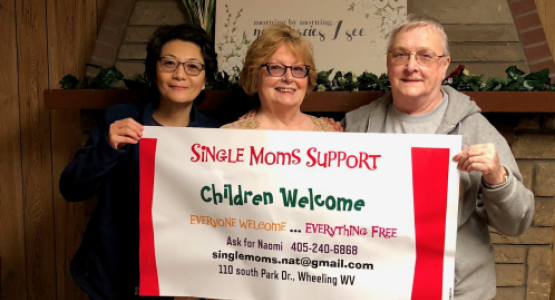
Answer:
[
  {"left": 0, "top": 0, "right": 27, "bottom": 299},
  {"left": 16, "top": 0, "right": 56, "bottom": 299},
  {"left": 46, "top": 0, "right": 100, "bottom": 299}
]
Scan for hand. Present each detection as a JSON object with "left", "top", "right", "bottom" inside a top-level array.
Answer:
[
  {"left": 320, "top": 117, "right": 344, "bottom": 132},
  {"left": 108, "top": 118, "right": 144, "bottom": 149},
  {"left": 453, "top": 143, "right": 506, "bottom": 185},
  {"left": 238, "top": 109, "right": 257, "bottom": 120}
]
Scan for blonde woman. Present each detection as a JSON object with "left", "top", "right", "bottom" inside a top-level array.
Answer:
[{"left": 222, "top": 24, "right": 337, "bottom": 132}]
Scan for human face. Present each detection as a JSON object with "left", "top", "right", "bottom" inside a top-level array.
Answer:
[
  {"left": 387, "top": 26, "right": 450, "bottom": 102},
  {"left": 156, "top": 40, "right": 206, "bottom": 105},
  {"left": 257, "top": 44, "right": 308, "bottom": 108}
]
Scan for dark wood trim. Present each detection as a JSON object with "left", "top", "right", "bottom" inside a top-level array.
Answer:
[
  {"left": 18, "top": 0, "right": 57, "bottom": 298},
  {"left": 45, "top": 89, "right": 555, "bottom": 113},
  {"left": 0, "top": 0, "right": 27, "bottom": 298}
]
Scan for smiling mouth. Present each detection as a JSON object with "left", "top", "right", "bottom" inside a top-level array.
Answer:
[
  {"left": 275, "top": 88, "right": 296, "bottom": 93},
  {"left": 171, "top": 86, "right": 189, "bottom": 89},
  {"left": 401, "top": 79, "right": 422, "bottom": 83}
]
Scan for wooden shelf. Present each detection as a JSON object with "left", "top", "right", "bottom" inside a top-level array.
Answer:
[{"left": 44, "top": 89, "right": 555, "bottom": 113}]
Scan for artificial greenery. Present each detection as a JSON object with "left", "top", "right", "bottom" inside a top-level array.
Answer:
[
  {"left": 482, "top": 66, "right": 554, "bottom": 91},
  {"left": 444, "top": 74, "right": 484, "bottom": 92},
  {"left": 444, "top": 65, "right": 555, "bottom": 92},
  {"left": 314, "top": 69, "right": 391, "bottom": 92},
  {"left": 205, "top": 68, "right": 241, "bottom": 90},
  {"left": 59, "top": 64, "right": 124, "bottom": 89},
  {"left": 60, "top": 64, "right": 555, "bottom": 92}
]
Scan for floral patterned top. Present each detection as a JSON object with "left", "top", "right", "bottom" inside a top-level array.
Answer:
[{"left": 221, "top": 116, "right": 336, "bottom": 131}]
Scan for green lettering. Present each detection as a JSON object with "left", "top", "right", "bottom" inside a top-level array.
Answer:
[
  {"left": 280, "top": 188, "right": 298, "bottom": 207},
  {"left": 252, "top": 194, "right": 262, "bottom": 206},
  {"left": 354, "top": 199, "right": 365, "bottom": 211},
  {"left": 315, "top": 195, "right": 324, "bottom": 207},
  {"left": 337, "top": 197, "right": 353, "bottom": 211},
  {"left": 325, "top": 195, "right": 336, "bottom": 210},
  {"left": 200, "top": 186, "right": 211, "bottom": 203},
  {"left": 298, "top": 196, "right": 309, "bottom": 208},
  {"left": 263, "top": 192, "right": 273, "bottom": 205},
  {"left": 244, "top": 191, "right": 253, "bottom": 203}
]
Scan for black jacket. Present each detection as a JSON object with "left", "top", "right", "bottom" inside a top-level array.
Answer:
[{"left": 59, "top": 103, "right": 220, "bottom": 299}]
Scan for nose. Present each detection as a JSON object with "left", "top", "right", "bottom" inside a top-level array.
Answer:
[
  {"left": 281, "top": 67, "right": 294, "bottom": 82},
  {"left": 406, "top": 54, "right": 419, "bottom": 72},
  {"left": 173, "top": 63, "right": 189, "bottom": 80}
]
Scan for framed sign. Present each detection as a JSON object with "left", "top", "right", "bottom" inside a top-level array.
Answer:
[{"left": 214, "top": 0, "right": 407, "bottom": 75}]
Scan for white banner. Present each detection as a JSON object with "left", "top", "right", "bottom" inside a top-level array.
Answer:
[
  {"left": 214, "top": 0, "right": 407, "bottom": 75},
  {"left": 139, "top": 128, "right": 460, "bottom": 300}
]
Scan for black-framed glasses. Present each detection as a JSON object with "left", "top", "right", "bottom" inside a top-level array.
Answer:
[
  {"left": 260, "top": 63, "right": 310, "bottom": 78},
  {"left": 158, "top": 57, "right": 205, "bottom": 76},
  {"left": 388, "top": 51, "right": 447, "bottom": 67}
]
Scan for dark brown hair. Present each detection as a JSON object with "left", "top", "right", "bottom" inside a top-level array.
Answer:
[{"left": 145, "top": 23, "right": 218, "bottom": 104}]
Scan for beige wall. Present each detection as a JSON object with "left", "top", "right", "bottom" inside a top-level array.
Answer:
[{"left": 114, "top": 0, "right": 529, "bottom": 80}]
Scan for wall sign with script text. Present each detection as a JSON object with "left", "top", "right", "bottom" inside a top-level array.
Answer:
[{"left": 214, "top": 0, "right": 407, "bottom": 75}]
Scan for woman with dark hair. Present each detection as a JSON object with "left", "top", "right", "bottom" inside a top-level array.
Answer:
[{"left": 59, "top": 24, "right": 219, "bottom": 300}]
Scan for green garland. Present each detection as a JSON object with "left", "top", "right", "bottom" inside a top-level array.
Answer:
[
  {"left": 60, "top": 65, "right": 555, "bottom": 92},
  {"left": 203, "top": 65, "right": 555, "bottom": 92}
]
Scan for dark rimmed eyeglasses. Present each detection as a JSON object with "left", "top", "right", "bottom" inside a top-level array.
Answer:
[
  {"left": 260, "top": 63, "right": 310, "bottom": 78},
  {"left": 158, "top": 57, "right": 205, "bottom": 76},
  {"left": 388, "top": 51, "right": 448, "bottom": 67}
]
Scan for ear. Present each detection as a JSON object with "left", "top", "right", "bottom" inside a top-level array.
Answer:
[
  {"left": 202, "top": 78, "right": 206, "bottom": 90},
  {"left": 441, "top": 56, "right": 451, "bottom": 76}
]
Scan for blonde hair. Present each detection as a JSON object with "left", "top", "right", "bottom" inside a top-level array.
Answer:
[
  {"left": 388, "top": 14, "right": 450, "bottom": 56},
  {"left": 239, "top": 23, "right": 317, "bottom": 96}
]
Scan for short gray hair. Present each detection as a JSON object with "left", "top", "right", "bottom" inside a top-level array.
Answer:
[{"left": 387, "top": 14, "right": 450, "bottom": 56}]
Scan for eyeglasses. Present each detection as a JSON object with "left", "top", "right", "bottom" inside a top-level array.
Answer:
[
  {"left": 158, "top": 57, "right": 205, "bottom": 76},
  {"left": 260, "top": 63, "right": 310, "bottom": 78},
  {"left": 388, "top": 51, "right": 447, "bottom": 67}
]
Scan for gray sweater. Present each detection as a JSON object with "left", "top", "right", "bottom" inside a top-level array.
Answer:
[{"left": 342, "top": 86, "right": 534, "bottom": 299}]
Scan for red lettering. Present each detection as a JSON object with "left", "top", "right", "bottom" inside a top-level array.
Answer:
[
  {"left": 292, "top": 149, "right": 301, "bottom": 165},
  {"left": 265, "top": 152, "right": 276, "bottom": 165},
  {"left": 358, "top": 152, "right": 370, "bottom": 169},
  {"left": 250, "top": 146, "right": 264, "bottom": 165},
  {"left": 191, "top": 143, "right": 201, "bottom": 162},
  {"left": 276, "top": 152, "right": 292, "bottom": 165},
  {"left": 216, "top": 149, "right": 226, "bottom": 162},
  {"left": 226, "top": 149, "right": 235, "bottom": 163},
  {"left": 237, "top": 148, "right": 244, "bottom": 163},
  {"left": 306, "top": 147, "right": 317, "bottom": 167},
  {"left": 371, "top": 226, "right": 379, "bottom": 237},
  {"left": 328, "top": 151, "right": 338, "bottom": 167},
  {"left": 338, "top": 151, "right": 347, "bottom": 166},
  {"left": 346, "top": 155, "right": 358, "bottom": 168},
  {"left": 368, "top": 155, "right": 381, "bottom": 170}
]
